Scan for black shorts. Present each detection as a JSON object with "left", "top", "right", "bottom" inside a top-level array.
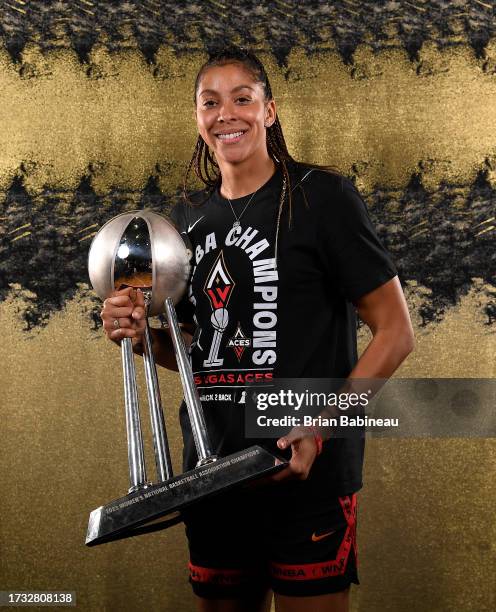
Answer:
[{"left": 182, "top": 478, "right": 359, "bottom": 599}]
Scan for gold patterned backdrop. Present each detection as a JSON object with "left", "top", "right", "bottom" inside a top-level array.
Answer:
[{"left": 0, "top": 2, "right": 495, "bottom": 611}]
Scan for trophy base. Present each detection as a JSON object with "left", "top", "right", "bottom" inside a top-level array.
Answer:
[{"left": 85, "top": 445, "right": 287, "bottom": 546}]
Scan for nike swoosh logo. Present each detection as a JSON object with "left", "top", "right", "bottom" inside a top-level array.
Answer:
[
  {"left": 311, "top": 529, "right": 336, "bottom": 542},
  {"left": 181, "top": 216, "right": 204, "bottom": 234}
]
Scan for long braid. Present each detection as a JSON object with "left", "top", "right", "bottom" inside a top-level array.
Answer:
[
  {"left": 182, "top": 136, "right": 220, "bottom": 206},
  {"left": 266, "top": 119, "right": 296, "bottom": 229},
  {"left": 274, "top": 172, "right": 287, "bottom": 267}
]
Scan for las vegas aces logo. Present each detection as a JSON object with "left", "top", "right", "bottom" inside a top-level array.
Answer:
[
  {"left": 203, "top": 251, "right": 235, "bottom": 367},
  {"left": 227, "top": 323, "right": 251, "bottom": 362}
]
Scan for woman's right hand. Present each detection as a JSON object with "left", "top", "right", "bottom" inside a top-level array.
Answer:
[{"left": 101, "top": 287, "right": 146, "bottom": 348}]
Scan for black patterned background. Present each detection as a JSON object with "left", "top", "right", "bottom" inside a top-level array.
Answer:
[{"left": 1, "top": 0, "right": 495, "bottom": 331}]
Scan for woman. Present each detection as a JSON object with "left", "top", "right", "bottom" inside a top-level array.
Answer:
[{"left": 101, "top": 46, "right": 414, "bottom": 612}]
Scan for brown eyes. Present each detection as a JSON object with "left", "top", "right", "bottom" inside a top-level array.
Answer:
[{"left": 203, "top": 97, "right": 251, "bottom": 107}]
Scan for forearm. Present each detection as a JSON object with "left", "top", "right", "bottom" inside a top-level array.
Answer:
[
  {"left": 348, "top": 327, "right": 415, "bottom": 379},
  {"left": 132, "top": 326, "right": 193, "bottom": 372}
]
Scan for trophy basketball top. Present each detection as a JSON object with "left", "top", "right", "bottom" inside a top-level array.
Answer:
[{"left": 88, "top": 210, "right": 191, "bottom": 316}]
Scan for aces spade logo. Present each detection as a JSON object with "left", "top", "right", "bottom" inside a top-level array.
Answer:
[
  {"left": 227, "top": 323, "right": 251, "bottom": 362},
  {"left": 203, "top": 251, "right": 235, "bottom": 309}
]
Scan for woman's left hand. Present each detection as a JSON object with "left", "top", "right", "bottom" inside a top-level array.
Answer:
[{"left": 270, "top": 426, "right": 320, "bottom": 482}]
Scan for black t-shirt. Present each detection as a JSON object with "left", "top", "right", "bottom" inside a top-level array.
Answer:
[{"left": 169, "top": 161, "right": 397, "bottom": 495}]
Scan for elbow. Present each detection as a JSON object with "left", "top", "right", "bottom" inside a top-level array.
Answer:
[
  {"left": 400, "top": 325, "right": 415, "bottom": 360},
  {"left": 376, "top": 323, "right": 415, "bottom": 363}
]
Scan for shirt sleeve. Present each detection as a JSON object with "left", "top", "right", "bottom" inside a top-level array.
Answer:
[{"left": 316, "top": 175, "right": 398, "bottom": 303}]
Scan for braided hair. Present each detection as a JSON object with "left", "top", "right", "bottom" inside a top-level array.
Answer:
[{"left": 182, "top": 45, "right": 341, "bottom": 261}]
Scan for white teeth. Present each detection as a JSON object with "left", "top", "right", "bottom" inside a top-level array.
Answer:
[{"left": 217, "top": 131, "right": 244, "bottom": 140}]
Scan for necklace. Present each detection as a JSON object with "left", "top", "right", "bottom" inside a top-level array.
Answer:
[{"left": 225, "top": 185, "right": 261, "bottom": 229}]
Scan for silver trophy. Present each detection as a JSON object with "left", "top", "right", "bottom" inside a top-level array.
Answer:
[{"left": 85, "top": 210, "right": 287, "bottom": 546}]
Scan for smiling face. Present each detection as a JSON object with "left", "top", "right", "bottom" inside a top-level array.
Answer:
[{"left": 195, "top": 62, "right": 276, "bottom": 166}]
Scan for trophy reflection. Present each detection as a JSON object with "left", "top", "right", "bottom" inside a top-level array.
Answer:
[{"left": 85, "top": 210, "right": 286, "bottom": 546}]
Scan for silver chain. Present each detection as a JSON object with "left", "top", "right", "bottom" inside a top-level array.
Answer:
[{"left": 226, "top": 185, "right": 262, "bottom": 229}]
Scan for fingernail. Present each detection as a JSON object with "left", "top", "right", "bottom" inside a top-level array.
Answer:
[{"left": 277, "top": 440, "right": 286, "bottom": 449}]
